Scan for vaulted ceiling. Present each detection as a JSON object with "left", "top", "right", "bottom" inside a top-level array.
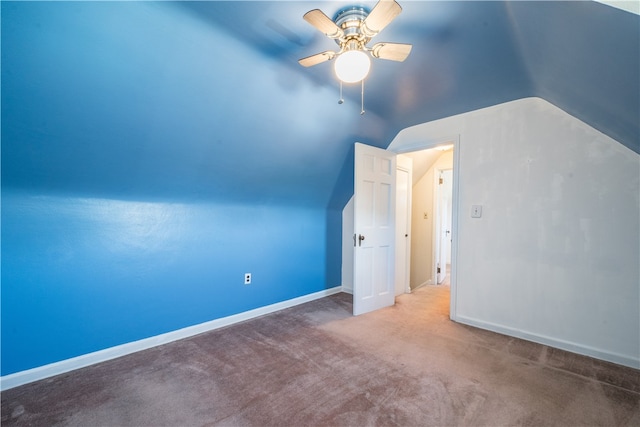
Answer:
[{"left": 2, "top": 1, "right": 638, "bottom": 208}]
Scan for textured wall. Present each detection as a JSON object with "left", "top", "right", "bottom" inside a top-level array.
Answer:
[{"left": 391, "top": 98, "right": 640, "bottom": 368}]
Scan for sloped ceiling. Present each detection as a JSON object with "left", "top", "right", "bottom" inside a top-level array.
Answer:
[{"left": 2, "top": 1, "right": 638, "bottom": 208}]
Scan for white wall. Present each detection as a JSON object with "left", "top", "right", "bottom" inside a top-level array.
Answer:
[
  {"left": 411, "top": 167, "right": 434, "bottom": 288},
  {"left": 390, "top": 97, "right": 640, "bottom": 368}
]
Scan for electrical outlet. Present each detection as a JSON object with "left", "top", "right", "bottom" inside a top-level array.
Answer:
[{"left": 244, "top": 273, "right": 251, "bottom": 284}]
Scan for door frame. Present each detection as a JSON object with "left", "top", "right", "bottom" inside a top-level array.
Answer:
[
  {"left": 395, "top": 155, "right": 412, "bottom": 296},
  {"left": 389, "top": 135, "right": 460, "bottom": 320}
]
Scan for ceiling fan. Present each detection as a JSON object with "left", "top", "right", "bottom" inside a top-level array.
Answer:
[{"left": 298, "top": 0, "right": 412, "bottom": 84}]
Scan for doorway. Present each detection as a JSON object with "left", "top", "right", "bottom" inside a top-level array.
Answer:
[
  {"left": 391, "top": 138, "right": 459, "bottom": 319},
  {"left": 345, "top": 137, "right": 460, "bottom": 319}
]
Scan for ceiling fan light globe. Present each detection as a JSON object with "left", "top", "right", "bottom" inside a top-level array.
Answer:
[{"left": 334, "top": 50, "right": 371, "bottom": 83}]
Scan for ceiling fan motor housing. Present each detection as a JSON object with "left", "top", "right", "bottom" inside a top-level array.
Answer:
[{"left": 333, "top": 6, "right": 371, "bottom": 49}]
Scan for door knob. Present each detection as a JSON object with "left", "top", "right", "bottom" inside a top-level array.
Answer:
[{"left": 358, "top": 234, "right": 365, "bottom": 246}]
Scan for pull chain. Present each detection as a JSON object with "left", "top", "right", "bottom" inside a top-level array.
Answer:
[
  {"left": 360, "top": 79, "right": 365, "bottom": 115},
  {"left": 336, "top": 80, "right": 365, "bottom": 114}
]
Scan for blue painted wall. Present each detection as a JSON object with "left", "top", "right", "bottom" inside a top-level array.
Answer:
[
  {"left": 2, "top": 1, "right": 637, "bottom": 376},
  {"left": 0, "top": 1, "right": 342, "bottom": 375},
  {"left": 2, "top": 191, "right": 327, "bottom": 374},
  {"left": 0, "top": 1, "right": 362, "bottom": 204}
]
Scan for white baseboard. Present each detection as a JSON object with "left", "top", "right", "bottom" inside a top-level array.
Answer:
[
  {"left": 0, "top": 286, "right": 343, "bottom": 391},
  {"left": 454, "top": 314, "right": 640, "bottom": 370},
  {"left": 411, "top": 279, "right": 433, "bottom": 291}
]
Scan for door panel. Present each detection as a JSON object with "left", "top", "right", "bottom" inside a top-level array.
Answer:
[
  {"left": 353, "top": 143, "right": 396, "bottom": 316},
  {"left": 437, "top": 197, "right": 448, "bottom": 283},
  {"left": 436, "top": 169, "right": 452, "bottom": 284}
]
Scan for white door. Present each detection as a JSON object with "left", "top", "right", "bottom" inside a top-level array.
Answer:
[
  {"left": 353, "top": 143, "right": 396, "bottom": 316},
  {"left": 395, "top": 155, "right": 412, "bottom": 296},
  {"left": 436, "top": 169, "right": 452, "bottom": 284},
  {"left": 437, "top": 195, "right": 448, "bottom": 283},
  {"left": 444, "top": 169, "right": 453, "bottom": 266}
]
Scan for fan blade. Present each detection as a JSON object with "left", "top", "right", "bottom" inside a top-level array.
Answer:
[
  {"left": 362, "top": 0, "right": 402, "bottom": 37},
  {"left": 371, "top": 42, "right": 412, "bottom": 62},
  {"left": 298, "top": 51, "right": 336, "bottom": 67},
  {"left": 303, "top": 9, "right": 344, "bottom": 39}
]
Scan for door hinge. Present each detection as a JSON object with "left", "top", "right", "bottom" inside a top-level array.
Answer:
[
  {"left": 437, "top": 266, "right": 441, "bottom": 273},
  {"left": 439, "top": 177, "right": 444, "bottom": 184}
]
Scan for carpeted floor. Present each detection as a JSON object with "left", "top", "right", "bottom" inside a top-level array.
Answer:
[{"left": 2, "top": 285, "right": 639, "bottom": 426}]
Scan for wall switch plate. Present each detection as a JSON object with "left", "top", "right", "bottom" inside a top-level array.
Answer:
[
  {"left": 244, "top": 273, "right": 251, "bottom": 284},
  {"left": 471, "top": 205, "right": 482, "bottom": 218}
]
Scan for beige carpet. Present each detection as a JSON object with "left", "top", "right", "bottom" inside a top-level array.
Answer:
[{"left": 2, "top": 285, "right": 639, "bottom": 426}]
